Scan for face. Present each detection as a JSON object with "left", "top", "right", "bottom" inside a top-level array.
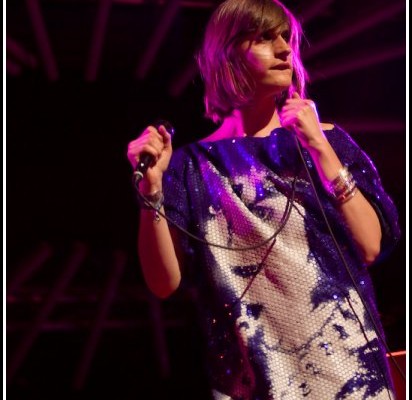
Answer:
[{"left": 238, "top": 24, "right": 293, "bottom": 97}]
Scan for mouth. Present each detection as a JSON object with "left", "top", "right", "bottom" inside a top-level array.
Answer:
[{"left": 270, "top": 63, "right": 291, "bottom": 70}]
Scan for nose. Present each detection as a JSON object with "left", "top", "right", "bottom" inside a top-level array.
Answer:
[{"left": 274, "top": 36, "right": 291, "bottom": 60}]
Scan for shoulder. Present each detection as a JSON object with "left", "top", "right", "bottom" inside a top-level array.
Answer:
[
  {"left": 320, "top": 123, "right": 363, "bottom": 160},
  {"left": 321, "top": 122, "right": 353, "bottom": 140},
  {"left": 169, "top": 140, "right": 205, "bottom": 170},
  {"left": 199, "top": 128, "right": 228, "bottom": 143},
  {"left": 321, "top": 122, "right": 352, "bottom": 140},
  {"left": 320, "top": 122, "right": 356, "bottom": 149}
]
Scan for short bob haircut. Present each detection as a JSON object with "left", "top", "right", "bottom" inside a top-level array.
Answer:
[{"left": 197, "top": 0, "right": 307, "bottom": 123}]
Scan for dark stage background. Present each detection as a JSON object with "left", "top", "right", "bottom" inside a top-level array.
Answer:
[{"left": 6, "top": 0, "right": 406, "bottom": 399}]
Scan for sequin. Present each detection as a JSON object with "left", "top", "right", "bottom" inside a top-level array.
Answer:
[
  {"left": 333, "top": 324, "right": 349, "bottom": 339},
  {"left": 162, "top": 125, "right": 400, "bottom": 399},
  {"left": 319, "top": 342, "right": 334, "bottom": 355}
]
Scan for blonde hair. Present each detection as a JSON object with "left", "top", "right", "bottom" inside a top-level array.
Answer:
[{"left": 197, "top": 0, "right": 307, "bottom": 123}]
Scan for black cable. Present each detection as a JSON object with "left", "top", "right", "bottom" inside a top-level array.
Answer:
[
  {"left": 292, "top": 134, "right": 405, "bottom": 387},
  {"left": 135, "top": 175, "right": 297, "bottom": 252}
]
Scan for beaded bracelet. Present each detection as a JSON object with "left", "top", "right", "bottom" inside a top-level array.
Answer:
[{"left": 327, "top": 166, "right": 358, "bottom": 205}]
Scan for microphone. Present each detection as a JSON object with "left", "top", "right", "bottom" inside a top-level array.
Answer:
[{"left": 133, "top": 120, "right": 175, "bottom": 185}]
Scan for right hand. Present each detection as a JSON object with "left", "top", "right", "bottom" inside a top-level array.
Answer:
[{"left": 127, "top": 124, "right": 173, "bottom": 194}]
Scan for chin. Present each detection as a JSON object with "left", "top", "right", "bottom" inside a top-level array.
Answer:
[
  {"left": 261, "top": 76, "right": 292, "bottom": 88},
  {"left": 259, "top": 83, "right": 291, "bottom": 98}
]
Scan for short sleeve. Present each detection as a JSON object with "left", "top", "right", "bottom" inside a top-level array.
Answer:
[
  {"left": 162, "top": 147, "right": 194, "bottom": 263},
  {"left": 326, "top": 125, "right": 401, "bottom": 262}
]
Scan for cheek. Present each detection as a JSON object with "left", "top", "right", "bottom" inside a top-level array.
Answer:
[{"left": 244, "top": 50, "right": 272, "bottom": 73}]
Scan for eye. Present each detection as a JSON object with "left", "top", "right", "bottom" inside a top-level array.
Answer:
[
  {"left": 256, "top": 29, "right": 291, "bottom": 44},
  {"left": 280, "top": 29, "right": 291, "bottom": 43},
  {"left": 256, "top": 30, "right": 273, "bottom": 42}
]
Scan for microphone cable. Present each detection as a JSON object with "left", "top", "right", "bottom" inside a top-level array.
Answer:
[{"left": 135, "top": 175, "right": 297, "bottom": 252}]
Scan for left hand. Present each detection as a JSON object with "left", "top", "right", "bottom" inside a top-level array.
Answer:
[{"left": 279, "top": 92, "right": 327, "bottom": 150}]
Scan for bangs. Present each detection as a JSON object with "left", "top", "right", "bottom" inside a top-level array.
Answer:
[
  {"left": 227, "top": 1, "right": 293, "bottom": 47},
  {"left": 251, "top": 1, "right": 288, "bottom": 31},
  {"left": 257, "top": 1, "right": 301, "bottom": 49},
  {"left": 257, "top": 2, "right": 289, "bottom": 34}
]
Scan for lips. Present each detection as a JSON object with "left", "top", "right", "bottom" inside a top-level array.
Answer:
[{"left": 270, "top": 63, "right": 291, "bottom": 70}]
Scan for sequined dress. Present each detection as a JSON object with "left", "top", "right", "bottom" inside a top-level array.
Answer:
[{"left": 162, "top": 125, "right": 400, "bottom": 400}]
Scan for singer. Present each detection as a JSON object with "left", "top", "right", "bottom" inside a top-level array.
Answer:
[{"left": 127, "top": 0, "right": 400, "bottom": 398}]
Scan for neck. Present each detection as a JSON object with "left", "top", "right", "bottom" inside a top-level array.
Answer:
[{"left": 224, "top": 97, "right": 281, "bottom": 138}]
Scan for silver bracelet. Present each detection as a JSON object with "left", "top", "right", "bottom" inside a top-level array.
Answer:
[
  {"left": 137, "top": 191, "right": 164, "bottom": 222},
  {"left": 326, "top": 166, "right": 358, "bottom": 204}
]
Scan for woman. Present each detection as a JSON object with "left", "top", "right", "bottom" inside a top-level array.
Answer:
[{"left": 127, "top": 0, "right": 400, "bottom": 398}]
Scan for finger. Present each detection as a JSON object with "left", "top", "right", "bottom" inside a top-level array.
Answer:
[
  {"left": 279, "top": 110, "right": 299, "bottom": 121},
  {"left": 281, "top": 103, "right": 302, "bottom": 112},
  {"left": 306, "top": 100, "right": 318, "bottom": 113},
  {"left": 291, "top": 93, "right": 315, "bottom": 109},
  {"left": 279, "top": 115, "right": 298, "bottom": 128},
  {"left": 128, "top": 143, "right": 160, "bottom": 166},
  {"left": 284, "top": 98, "right": 305, "bottom": 108},
  {"left": 158, "top": 124, "right": 173, "bottom": 146},
  {"left": 138, "top": 144, "right": 162, "bottom": 163},
  {"left": 140, "top": 125, "right": 163, "bottom": 142},
  {"left": 144, "top": 136, "right": 165, "bottom": 154},
  {"left": 146, "top": 125, "right": 159, "bottom": 133}
]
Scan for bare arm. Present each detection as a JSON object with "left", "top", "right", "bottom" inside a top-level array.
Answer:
[
  {"left": 304, "top": 134, "right": 382, "bottom": 265},
  {"left": 280, "top": 93, "right": 382, "bottom": 265},
  {"left": 138, "top": 207, "right": 182, "bottom": 298},
  {"left": 127, "top": 125, "right": 182, "bottom": 298}
]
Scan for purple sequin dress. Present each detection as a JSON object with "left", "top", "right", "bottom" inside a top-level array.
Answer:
[{"left": 163, "top": 125, "right": 400, "bottom": 400}]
